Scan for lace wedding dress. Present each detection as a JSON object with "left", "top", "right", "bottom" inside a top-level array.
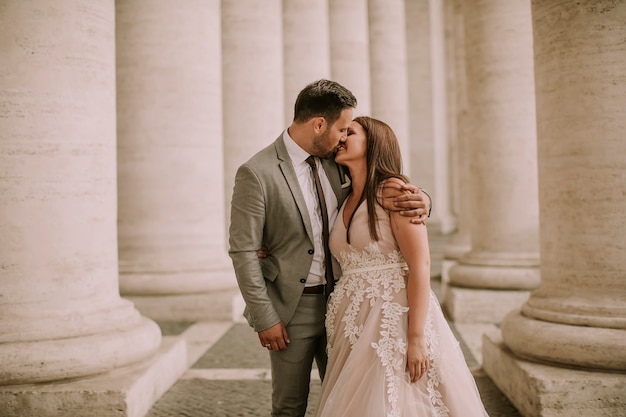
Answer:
[{"left": 315, "top": 200, "right": 489, "bottom": 417}]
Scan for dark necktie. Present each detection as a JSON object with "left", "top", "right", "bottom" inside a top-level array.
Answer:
[{"left": 305, "top": 156, "right": 334, "bottom": 296}]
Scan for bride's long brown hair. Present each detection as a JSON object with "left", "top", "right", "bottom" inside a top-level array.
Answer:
[{"left": 346, "top": 116, "right": 409, "bottom": 243}]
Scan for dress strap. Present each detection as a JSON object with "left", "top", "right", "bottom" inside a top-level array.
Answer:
[{"left": 341, "top": 262, "right": 407, "bottom": 275}]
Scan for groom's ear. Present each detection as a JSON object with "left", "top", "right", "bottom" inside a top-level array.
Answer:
[{"left": 312, "top": 116, "right": 326, "bottom": 134}]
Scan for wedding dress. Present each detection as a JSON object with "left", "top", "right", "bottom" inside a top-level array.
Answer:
[{"left": 315, "top": 199, "right": 489, "bottom": 417}]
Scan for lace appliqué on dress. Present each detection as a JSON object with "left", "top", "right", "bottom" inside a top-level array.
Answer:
[
  {"left": 424, "top": 291, "right": 450, "bottom": 417},
  {"left": 326, "top": 242, "right": 406, "bottom": 348},
  {"left": 326, "top": 243, "right": 448, "bottom": 417}
]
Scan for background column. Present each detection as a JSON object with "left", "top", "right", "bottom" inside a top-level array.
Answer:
[
  {"left": 446, "top": 0, "right": 540, "bottom": 323},
  {"left": 222, "top": 0, "right": 284, "bottom": 209},
  {"left": 406, "top": 0, "right": 434, "bottom": 203},
  {"left": 484, "top": 2, "right": 626, "bottom": 416},
  {"left": 368, "top": 0, "right": 411, "bottom": 176},
  {"left": 222, "top": 0, "right": 285, "bottom": 322},
  {"left": 428, "top": 0, "right": 456, "bottom": 233},
  {"left": 116, "top": 0, "right": 233, "bottom": 321},
  {"left": 282, "top": 0, "right": 330, "bottom": 123},
  {"left": 329, "top": 0, "right": 371, "bottom": 115},
  {"left": 441, "top": 0, "right": 472, "bottom": 302},
  {"left": 0, "top": 0, "right": 161, "bottom": 385}
]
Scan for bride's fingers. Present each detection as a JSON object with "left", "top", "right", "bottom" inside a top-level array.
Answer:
[
  {"left": 408, "top": 361, "right": 430, "bottom": 382},
  {"left": 416, "top": 363, "right": 428, "bottom": 381}
]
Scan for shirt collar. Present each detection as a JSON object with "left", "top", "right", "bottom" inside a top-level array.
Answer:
[{"left": 283, "top": 129, "right": 312, "bottom": 166}]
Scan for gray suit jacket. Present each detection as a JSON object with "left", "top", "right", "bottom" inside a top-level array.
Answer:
[{"left": 229, "top": 135, "right": 351, "bottom": 332}]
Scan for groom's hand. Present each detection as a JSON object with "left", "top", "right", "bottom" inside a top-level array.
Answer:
[
  {"left": 382, "top": 182, "right": 431, "bottom": 224},
  {"left": 258, "top": 322, "right": 290, "bottom": 351},
  {"left": 257, "top": 246, "right": 270, "bottom": 258}
]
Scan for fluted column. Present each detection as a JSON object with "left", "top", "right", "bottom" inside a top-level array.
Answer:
[
  {"left": 0, "top": 0, "right": 160, "bottom": 385},
  {"left": 283, "top": 0, "right": 330, "bottom": 122},
  {"left": 116, "top": 0, "right": 233, "bottom": 321},
  {"left": 329, "top": 0, "right": 371, "bottom": 115},
  {"left": 483, "top": 3, "right": 626, "bottom": 416},
  {"left": 368, "top": 0, "right": 411, "bottom": 176},
  {"left": 446, "top": 0, "right": 540, "bottom": 323}
]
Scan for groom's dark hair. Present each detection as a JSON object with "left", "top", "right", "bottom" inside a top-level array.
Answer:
[{"left": 293, "top": 79, "right": 357, "bottom": 126}]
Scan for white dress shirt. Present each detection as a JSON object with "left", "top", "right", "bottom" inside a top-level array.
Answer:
[{"left": 283, "top": 130, "right": 339, "bottom": 286}]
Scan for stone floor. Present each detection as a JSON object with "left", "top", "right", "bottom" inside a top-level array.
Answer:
[
  {"left": 143, "top": 229, "right": 523, "bottom": 417},
  {"left": 145, "top": 317, "right": 521, "bottom": 417}
]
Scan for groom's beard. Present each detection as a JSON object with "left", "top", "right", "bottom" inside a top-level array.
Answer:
[{"left": 311, "top": 130, "right": 336, "bottom": 159}]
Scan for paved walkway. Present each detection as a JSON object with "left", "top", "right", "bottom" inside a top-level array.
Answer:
[
  {"left": 145, "top": 315, "right": 521, "bottom": 417},
  {"left": 145, "top": 230, "right": 522, "bottom": 417}
]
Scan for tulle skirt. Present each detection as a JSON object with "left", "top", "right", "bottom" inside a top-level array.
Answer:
[{"left": 315, "top": 268, "right": 489, "bottom": 417}]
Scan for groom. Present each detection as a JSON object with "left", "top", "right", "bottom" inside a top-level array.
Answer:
[{"left": 229, "top": 79, "right": 430, "bottom": 417}]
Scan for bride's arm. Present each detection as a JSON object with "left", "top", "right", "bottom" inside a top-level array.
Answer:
[{"left": 382, "top": 178, "right": 432, "bottom": 382}]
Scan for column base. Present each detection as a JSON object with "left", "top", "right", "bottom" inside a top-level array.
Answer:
[
  {"left": 440, "top": 259, "right": 457, "bottom": 304},
  {"left": 441, "top": 236, "right": 470, "bottom": 260},
  {"left": 449, "top": 262, "right": 540, "bottom": 289},
  {"left": 483, "top": 329, "right": 626, "bottom": 417},
  {"left": 432, "top": 212, "right": 457, "bottom": 235},
  {"left": 0, "top": 336, "right": 187, "bottom": 417},
  {"left": 453, "top": 322, "right": 499, "bottom": 368},
  {"left": 119, "top": 264, "right": 237, "bottom": 295},
  {"left": 443, "top": 285, "right": 530, "bottom": 323},
  {"left": 126, "top": 287, "right": 239, "bottom": 322}
]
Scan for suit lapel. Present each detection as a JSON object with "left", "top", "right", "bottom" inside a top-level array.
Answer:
[
  {"left": 322, "top": 158, "right": 351, "bottom": 209},
  {"left": 274, "top": 137, "right": 315, "bottom": 242}
]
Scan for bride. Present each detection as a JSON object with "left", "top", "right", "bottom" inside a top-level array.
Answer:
[{"left": 315, "top": 116, "right": 489, "bottom": 417}]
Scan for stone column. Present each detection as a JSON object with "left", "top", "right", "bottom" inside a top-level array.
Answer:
[
  {"left": 328, "top": 0, "right": 371, "bottom": 115},
  {"left": 406, "top": 0, "right": 456, "bottom": 234},
  {"left": 446, "top": 0, "right": 540, "bottom": 323},
  {"left": 441, "top": 0, "right": 472, "bottom": 301},
  {"left": 428, "top": 0, "right": 456, "bottom": 233},
  {"left": 283, "top": 0, "right": 330, "bottom": 122},
  {"left": 0, "top": 0, "right": 161, "bottom": 385},
  {"left": 116, "top": 0, "right": 233, "bottom": 321},
  {"left": 222, "top": 0, "right": 284, "bottom": 205},
  {"left": 368, "top": 0, "right": 411, "bottom": 176},
  {"left": 406, "top": 0, "right": 434, "bottom": 201},
  {"left": 484, "top": 3, "right": 626, "bottom": 416},
  {"left": 222, "top": 0, "right": 285, "bottom": 321}
]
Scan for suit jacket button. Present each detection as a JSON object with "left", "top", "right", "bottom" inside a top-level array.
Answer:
[
  {"left": 308, "top": 249, "right": 314, "bottom": 255},
  {"left": 300, "top": 278, "right": 306, "bottom": 283}
]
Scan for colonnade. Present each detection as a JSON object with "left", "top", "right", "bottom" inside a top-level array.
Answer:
[
  {"left": 1, "top": 0, "right": 624, "bottom": 416},
  {"left": 0, "top": 0, "right": 162, "bottom": 385},
  {"left": 483, "top": 2, "right": 626, "bottom": 416},
  {"left": 116, "top": 0, "right": 232, "bottom": 321},
  {"left": 440, "top": 1, "right": 626, "bottom": 415},
  {"left": 444, "top": 0, "right": 541, "bottom": 322},
  {"left": 0, "top": 2, "right": 178, "bottom": 416}
]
